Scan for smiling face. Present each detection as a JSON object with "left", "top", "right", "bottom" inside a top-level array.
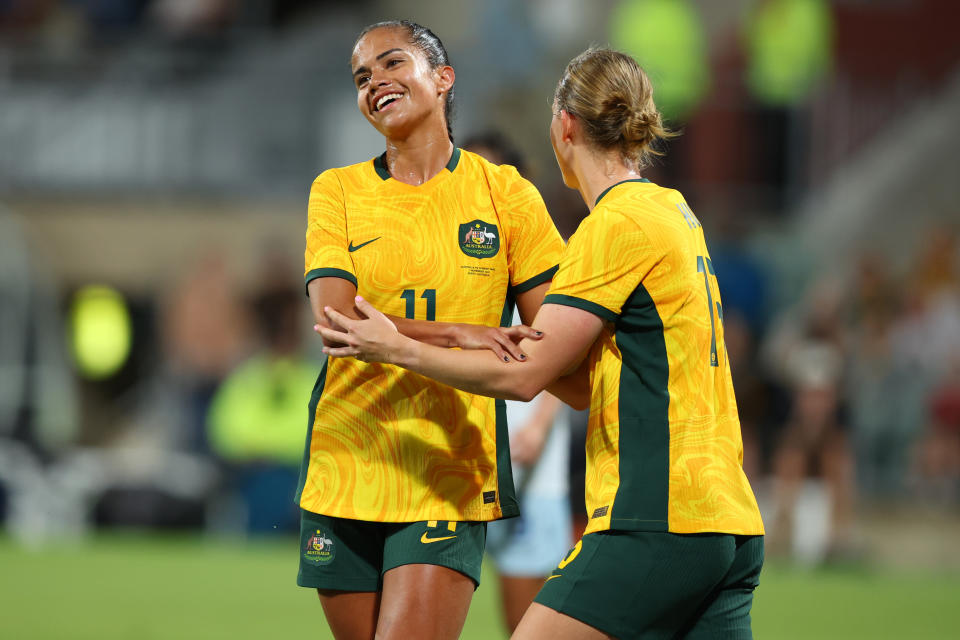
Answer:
[{"left": 351, "top": 27, "right": 452, "bottom": 141}]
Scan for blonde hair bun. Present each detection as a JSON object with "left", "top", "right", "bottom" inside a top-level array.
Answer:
[{"left": 555, "top": 48, "right": 675, "bottom": 168}]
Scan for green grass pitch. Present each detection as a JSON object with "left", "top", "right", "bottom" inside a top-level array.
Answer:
[{"left": 1, "top": 534, "right": 958, "bottom": 639}]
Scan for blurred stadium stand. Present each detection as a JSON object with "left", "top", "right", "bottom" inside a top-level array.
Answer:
[{"left": 0, "top": 0, "right": 958, "bottom": 567}]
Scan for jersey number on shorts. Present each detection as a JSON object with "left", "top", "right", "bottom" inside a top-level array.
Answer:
[{"left": 401, "top": 289, "right": 436, "bottom": 321}]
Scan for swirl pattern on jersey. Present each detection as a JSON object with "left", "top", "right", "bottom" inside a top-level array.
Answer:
[
  {"left": 546, "top": 180, "right": 764, "bottom": 535},
  {"left": 301, "top": 150, "right": 564, "bottom": 522}
]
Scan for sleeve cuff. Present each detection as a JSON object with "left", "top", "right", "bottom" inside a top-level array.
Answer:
[
  {"left": 304, "top": 268, "right": 358, "bottom": 295},
  {"left": 543, "top": 293, "right": 618, "bottom": 323},
  {"left": 512, "top": 265, "right": 559, "bottom": 295}
]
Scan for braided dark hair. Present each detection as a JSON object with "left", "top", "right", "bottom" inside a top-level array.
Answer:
[{"left": 355, "top": 20, "right": 455, "bottom": 142}]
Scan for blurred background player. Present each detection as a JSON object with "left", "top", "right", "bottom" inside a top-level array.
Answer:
[
  {"left": 205, "top": 251, "right": 318, "bottom": 535},
  {"left": 463, "top": 133, "right": 573, "bottom": 634},
  {"left": 300, "top": 20, "right": 564, "bottom": 640}
]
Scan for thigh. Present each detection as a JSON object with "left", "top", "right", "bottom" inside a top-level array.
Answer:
[
  {"left": 513, "top": 602, "right": 614, "bottom": 640},
  {"left": 681, "top": 535, "right": 764, "bottom": 640},
  {"left": 376, "top": 563, "right": 475, "bottom": 640},
  {"left": 298, "top": 511, "right": 387, "bottom": 640},
  {"left": 534, "top": 531, "right": 736, "bottom": 640},
  {"left": 317, "top": 591, "right": 380, "bottom": 640},
  {"left": 372, "top": 520, "right": 487, "bottom": 640}
]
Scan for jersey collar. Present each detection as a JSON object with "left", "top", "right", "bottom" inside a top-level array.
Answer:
[
  {"left": 373, "top": 147, "right": 462, "bottom": 182},
  {"left": 595, "top": 178, "right": 650, "bottom": 206}
]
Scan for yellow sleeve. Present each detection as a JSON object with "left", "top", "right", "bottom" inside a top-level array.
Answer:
[
  {"left": 498, "top": 168, "right": 565, "bottom": 293},
  {"left": 543, "top": 210, "right": 653, "bottom": 321},
  {"left": 304, "top": 169, "right": 357, "bottom": 290}
]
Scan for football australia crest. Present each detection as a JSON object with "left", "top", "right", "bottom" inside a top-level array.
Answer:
[
  {"left": 459, "top": 220, "right": 500, "bottom": 259},
  {"left": 303, "top": 529, "right": 335, "bottom": 565}
]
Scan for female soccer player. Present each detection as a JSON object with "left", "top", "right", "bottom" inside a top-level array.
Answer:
[
  {"left": 319, "top": 48, "right": 766, "bottom": 639},
  {"left": 300, "top": 20, "right": 564, "bottom": 640}
]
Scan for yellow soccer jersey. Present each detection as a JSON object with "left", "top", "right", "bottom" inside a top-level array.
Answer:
[
  {"left": 544, "top": 179, "right": 764, "bottom": 536},
  {"left": 298, "top": 148, "right": 564, "bottom": 522}
]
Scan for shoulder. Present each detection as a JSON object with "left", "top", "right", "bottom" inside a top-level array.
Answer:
[
  {"left": 311, "top": 158, "right": 380, "bottom": 190},
  {"left": 596, "top": 182, "right": 688, "bottom": 230},
  {"left": 459, "top": 149, "right": 536, "bottom": 196}
]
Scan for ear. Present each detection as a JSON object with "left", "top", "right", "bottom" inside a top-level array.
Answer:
[
  {"left": 559, "top": 110, "right": 578, "bottom": 144},
  {"left": 435, "top": 65, "right": 455, "bottom": 97}
]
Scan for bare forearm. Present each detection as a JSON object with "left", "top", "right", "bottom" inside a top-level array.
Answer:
[
  {"left": 388, "top": 315, "right": 457, "bottom": 347},
  {"left": 395, "top": 338, "right": 548, "bottom": 401}
]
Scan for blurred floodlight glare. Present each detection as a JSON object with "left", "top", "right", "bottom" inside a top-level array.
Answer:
[
  {"left": 609, "top": 0, "right": 708, "bottom": 121},
  {"left": 69, "top": 285, "right": 132, "bottom": 380},
  {"left": 747, "top": 0, "right": 833, "bottom": 105}
]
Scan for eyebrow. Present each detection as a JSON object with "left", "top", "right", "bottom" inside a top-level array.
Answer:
[{"left": 352, "top": 48, "right": 405, "bottom": 77}]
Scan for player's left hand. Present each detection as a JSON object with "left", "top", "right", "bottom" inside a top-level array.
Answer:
[
  {"left": 317, "top": 296, "right": 401, "bottom": 363},
  {"left": 450, "top": 324, "right": 540, "bottom": 363}
]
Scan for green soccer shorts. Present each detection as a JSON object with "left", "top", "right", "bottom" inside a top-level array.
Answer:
[
  {"left": 535, "top": 530, "right": 764, "bottom": 640},
  {"left": 297, "top": 509, "right": 487, "bottom": 591}
]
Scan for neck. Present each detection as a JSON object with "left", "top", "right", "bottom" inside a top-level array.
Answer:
[
  {"left": 384, "top": 121, "right": 453, "bottom": 186},
  {"left": 573, "top": 150, "right": 643, "bottom": 211}
]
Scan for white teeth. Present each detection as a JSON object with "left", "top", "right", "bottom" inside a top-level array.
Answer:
[{"left": 376, "top": 93, "right": 403, "bottom": 111}]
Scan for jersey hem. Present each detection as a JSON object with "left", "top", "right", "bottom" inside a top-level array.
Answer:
[
  {"left": 295, "top": 507, "right": 522, "bottom": 523},
  {"left": 543, "top": 294, "right": 618, "bottom": 323},
  {"left": 586, "top": 518, "right": 765, "bottom": 535},
  {"left": 513, "top": 265, "right": 559, "bottom": 294}
]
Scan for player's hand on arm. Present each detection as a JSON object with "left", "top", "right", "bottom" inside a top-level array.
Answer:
[
  {"left": 446, "top": 323, "right": 542, "bottom": 362},
  {"left": 384, "top": 315, "right": 542, "bottom": 362},
  {"left": 320, "top": 297, "right": 603, "bottom": 402},
  {"left": 307, "top": 277, "right": 360, "bottom": 348},
  {"left": 318, "top": 297, "right": 407, "bottom": 363}
]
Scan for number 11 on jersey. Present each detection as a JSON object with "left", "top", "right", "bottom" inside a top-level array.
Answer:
[{"left": 401, "top": 289, "right": 436, "bottom": 321}]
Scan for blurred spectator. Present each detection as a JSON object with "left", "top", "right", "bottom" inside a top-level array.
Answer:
[
  {"left": 765, "top": 280, "right": 856, "bottom": 561},
  {"left": 0, "top": 211, "right": 78, "bottom": 456},
  {"left": 161, "top": 250, "right": 252, "bottom": 453},
  {"left": 846, "top": 253, "right": 922, "bottom": 498},
  {"left": 723, "top": 309, "right": 785, "bottom": 481},
  {"left": 149, "top": 0, "right": 236, "bottom": 39},
  {"left": 205, "top": 254, "right": 318, "bottom": 534},
  {"left": 913, "top": 355, "right": 960, "bottom": 502},
  {"left": 770, "top": 337, "right": 856, "bottom": 562}
]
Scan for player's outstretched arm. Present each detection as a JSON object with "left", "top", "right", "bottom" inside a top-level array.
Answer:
[
  {"left": 318, "top": 297, "right": 601, "bottom": 407},
  {"left": 387, "top": 314, "right": 541, "bottom": 362}
]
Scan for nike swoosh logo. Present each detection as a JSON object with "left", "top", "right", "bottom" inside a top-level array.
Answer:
[
  {"left": 420, "top": 532, "right": 457, "bottom": 544},
  {"left": 348, "top": 237, "right": 381, "bottom": 252},
  {"left": 545, "top": 574, "right": 561, "bottom": 582}
]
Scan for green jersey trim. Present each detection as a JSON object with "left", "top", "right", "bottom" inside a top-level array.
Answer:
[
  {"left": 373, "top": 147, "right": 462, "bottom": 181},
  {"left": 495, "top": 290, "right": 520, "bottom": 518},
  {"left": 295, "top": 359, "right": 328, "bottom": 504},
  {"left": 595, "top": 178, "right": 651, "bottom": 206},
  {"left": 543, "top": 294, "right": 618, "bottom": 323},
  {"left": 609, "top": 282, "right": 670, "bottom": 531},
  {"left": 513, "top": 265, "right": 559, "bottom": 295},
  {"left": 305, "top": 268, "right": 358, "bottom": 295}
]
